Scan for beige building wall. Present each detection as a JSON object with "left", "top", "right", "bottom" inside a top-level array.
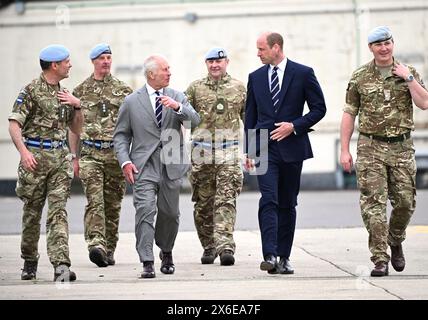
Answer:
[{"left": 0, "top": 0, "right": 427, "bottom": 179}]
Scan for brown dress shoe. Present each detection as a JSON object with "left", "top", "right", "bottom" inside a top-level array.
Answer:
[
  {"left": 370, "top": 262, "right": 389, "bottom": 277},
  {"left": 390, "top": 244, "right": 405, "bottom": 272}
]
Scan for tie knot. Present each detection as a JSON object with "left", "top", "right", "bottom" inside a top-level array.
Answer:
[
  {"left": 155, "top": 91, "right": 160, "bottom": 96},
  {"left": 273, "top": 66, "right": 278, "bottom": 72}
]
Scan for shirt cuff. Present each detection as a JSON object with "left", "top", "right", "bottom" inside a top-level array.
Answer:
[
  {"left": 174, "top": 103, "right": 183, "bottom": 114},
  {"left": 121, "top": 160, "right": 132, "bottom": 169}
]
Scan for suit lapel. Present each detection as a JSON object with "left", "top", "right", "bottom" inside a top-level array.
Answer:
[
  {"left": 255, "top": 65, "right": 274, "bottom": 111},
  {"left": 276, "top": 60, "right": 295, "bottom": 111},
  {"left": 137, "top": 85, "right": 158, "bottom": 124}
]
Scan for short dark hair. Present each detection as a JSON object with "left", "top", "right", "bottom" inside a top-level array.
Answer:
[
  {"left": 39, "top": 59, "right": 52, "bottom": 70},
  {"left": 266, "top": 32, "right": 283, "bottom": 50}
]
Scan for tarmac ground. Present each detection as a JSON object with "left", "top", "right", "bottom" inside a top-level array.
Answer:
[{"left": 1, "top": 191, "right": 427, "bottom": 317}]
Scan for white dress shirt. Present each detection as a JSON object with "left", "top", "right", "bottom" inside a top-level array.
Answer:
[{"left": 269, "top": 58, "right": 288, "bottom": 91}]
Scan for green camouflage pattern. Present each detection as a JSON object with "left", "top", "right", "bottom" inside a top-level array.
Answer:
[
  {"left": 185, "top": 73, "right": 246, "bottom": 142},
  {"left": 347, "top": 59, "right": 422, "bottom": 265},
  {"left": 74, "top": 73, "right": 131, "bottom": 253},
  {"left": 186, "top": 73, "right": 245, "bottom": 255},
  {"left": 8, "top": 73, "right": 76, "bottom": 141},
  {"left": 16, "top": 148, "right": 74, "bottom": 267},
  {"left": 73, "top": 73, "right": 132, "bottom": 140},
  {"left": 79, "top": 146, "right": 126, "bottom": 253},
  {"left": 189, "top": 162, "right": 243, "bottom": 254},
  {"left": 344, "top": 59, "right": 425, "bottom": 136},
  {"left": 355, "top": 135, "right": 416, "bottom": 264}
]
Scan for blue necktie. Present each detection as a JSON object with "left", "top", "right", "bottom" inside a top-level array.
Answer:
[
  {"left": 155, "top": 91, "right": 163, "bottom": 127},
  {"left": 270, "top": 66, "right": 280, "bottom": 107}
]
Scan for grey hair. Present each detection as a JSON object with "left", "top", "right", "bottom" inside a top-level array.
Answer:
[{"left": 142, "top": 55, "right": 167, "bottom": 79}]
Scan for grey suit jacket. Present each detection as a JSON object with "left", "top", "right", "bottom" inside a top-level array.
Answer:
[{"left": 113, "top": 85, "right": 200, "bottom": 180}]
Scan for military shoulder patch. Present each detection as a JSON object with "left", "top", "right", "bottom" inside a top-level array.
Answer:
[{"left": 15, "top": 88, "right": 27, "bottom": 105}]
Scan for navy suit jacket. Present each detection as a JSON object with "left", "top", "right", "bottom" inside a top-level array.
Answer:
[{"left": 245, "top": 59, "right": 326, "bottom": 162}]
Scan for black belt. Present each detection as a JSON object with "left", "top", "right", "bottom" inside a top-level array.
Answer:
[
  {"left": 360, "top": 131, "right": 411, "bottom": 143},
  {"left": 82, "top": 140, "right": 114, "bottom": 149},
  {"left": 24, "top": 137, "right": 66, "bottom": 149}
]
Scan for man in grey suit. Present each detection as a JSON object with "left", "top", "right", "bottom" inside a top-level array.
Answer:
[{"left": 113, "top": 55, "right": 200, "bottom": 278}]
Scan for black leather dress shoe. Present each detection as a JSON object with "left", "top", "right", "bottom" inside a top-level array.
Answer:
[
  {"left": 390, "top": 244, "right": 405, "bottom": 272},
  {"left": 159, "top": 251, "right": 175, "bottom": 275},
  {"left": 277, "top": 257, "right": 294, "bottom": 274},
  {"left": 370, "top": 262, "right": 389, "bottom": 277},
  {"left": 140, "top": 261, "right": 156, "bottom": 278},
  {"left": 260, "top": 254, "right": 277, "bottom": 271}
]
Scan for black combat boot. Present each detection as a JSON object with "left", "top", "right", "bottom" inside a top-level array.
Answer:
[
  {"left": 53, "top": 264, "right": 77, "bottom": 282},
  {"left": 201, "top": 248, "right": 217, "bottom": 264},
  {"left": 107, "top": 251, "right": 115, "bottom": 266},
  {"left": 220, "top": 249, "right": 235, "bottom": 266},
  {"left": 21, "top": 260, "right": 38, "bottom": 280}
]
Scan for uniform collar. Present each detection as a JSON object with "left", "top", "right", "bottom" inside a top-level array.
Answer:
[
  {"left": 204, "top": 73, "right": 231, "bottom": 86},
  {"left": 40, "top": 73, "right": 61, "bottom": 91},
  {"left": 91, "top": 73, "right": 113, "bottom": 83}
]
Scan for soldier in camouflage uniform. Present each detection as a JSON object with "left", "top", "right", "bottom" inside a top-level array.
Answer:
[
  {"left": 185, "top": 47, "right": 246, "bottom": 266},
  {"left": 8, "top": 45, "right": 83, "bottom": 282},
  {"left": 340, "top": 26, "right": 427, "bottom": 277},
  {"left": 69, "top": 44, "right": 132, "bottom": 267}
]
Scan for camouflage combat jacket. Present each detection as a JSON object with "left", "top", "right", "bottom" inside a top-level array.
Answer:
[
  {"left": 344, "top": 58, "right": 425, "bottom": 137},
  {"left": 185, "top": 73, "right": 246, "bottom": 142},
  {"left": 8, "top": 73, "right": 74, "bottom": 140},
  {"left": 73, "top": 73, "right": 132, "bottom": 141}
]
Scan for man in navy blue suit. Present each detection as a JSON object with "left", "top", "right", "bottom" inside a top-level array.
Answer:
[{"left": 244, "top": 32, "right": 326, "bottom": 274}]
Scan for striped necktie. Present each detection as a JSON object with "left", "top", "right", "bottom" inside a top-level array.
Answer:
[
  {"left": 155, "top": 91, "right": 163, "bottom": 127},
  {"left": 270, "top": 66, "right": 280, "bottom": 107}
]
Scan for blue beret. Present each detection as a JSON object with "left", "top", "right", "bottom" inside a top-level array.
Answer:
[
  {"left": 90, "top": 43, "right": 112, "bottom": 60},
  {"left": 205, "top": 47, "right": 227, "bottom": 60},
  {"left": 368, "top": 26, "right": 392, "bottom": 44},
  {"left": 39, "top": 44, "right": 70, "bottom": 62}
]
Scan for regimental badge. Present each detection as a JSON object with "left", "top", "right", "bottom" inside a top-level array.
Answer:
[{"left": 216, "top": 98, "right": 226, "bottom": 114}]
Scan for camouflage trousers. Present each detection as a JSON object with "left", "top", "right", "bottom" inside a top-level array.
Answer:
[
  {"left": 16, "top": 148, "right": 73, "bottom": 267},
  {"left": 355, "top": 135, "right": 416, "bottom": 264},
  {"left": 189, "top": 162, "right": 243, "bottom": 255},
  {"left": 79, "top": 146, "right": 126, "bottom": 254}
]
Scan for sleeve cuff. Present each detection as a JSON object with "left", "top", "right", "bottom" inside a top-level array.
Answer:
[{"left": 121, "top": 160, "right": 132, "bottom": 169}]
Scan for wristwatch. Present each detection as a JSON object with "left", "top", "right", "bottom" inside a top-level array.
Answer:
[{"left": 405, "top": 74, "right": 414, "bottom": 82}]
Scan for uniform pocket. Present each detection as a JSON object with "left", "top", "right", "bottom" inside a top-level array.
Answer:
[
  {"left": 360, "top": 85, "right": 381, "bottom": 113},
  {"left": 15, "top": 166, "right": 39, "bottom": 203}
]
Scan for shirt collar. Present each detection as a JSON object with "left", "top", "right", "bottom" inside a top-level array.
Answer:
[
  {"left": 270, "top": 57, "right": 287, "bottom": 72},
  {"left": 146, "top": 83, "right": 164, "bottom": 96}
]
